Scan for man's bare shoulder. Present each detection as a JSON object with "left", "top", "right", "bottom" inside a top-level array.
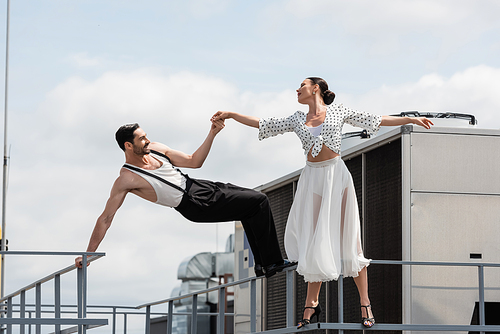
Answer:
[
  {"left": 114, "top": 168, "right": 147, "bottom": 191},
  {"left": 148, "top": 142, "right": 170, "bottom": 154}
]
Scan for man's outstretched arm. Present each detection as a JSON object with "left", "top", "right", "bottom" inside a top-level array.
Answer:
[
  {"left": 150, "top": 119, "right": 225, "bottom": 168},
  {"left": 75, "top": 177, "right": 129, "bottom": 268}
]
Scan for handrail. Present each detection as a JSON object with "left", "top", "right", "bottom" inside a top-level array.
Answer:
[
  {"left": 3, "top": 258, "right": 500, "bottom": 334},
  {"left": 0, "top": 252, "right": 104, "bottom": 303},
  {"left": 370, "top": 259, "right": 500, "bottom": 267},
  {"left": 0, "top": 251, "right": 107, "bottom": 334},
  {"left": 136, "top": 273, "right": 255, "bottom": 309},
  {"left": 134, "top": 259, "right": 500, "bottom": 334}
]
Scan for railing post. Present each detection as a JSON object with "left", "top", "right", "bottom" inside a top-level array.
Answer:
[
  {"left": 77, "top": 267, "right": 83, "bottom": 334},
  {"left": 123, "top": 313, "right": 127, "bottom": 334},
  {"left": 250, "top": 279, "right": 256, "bottom": 333},
  {"left": 54, "top": 274, "right": 61, "bottom": 334},
  {"left": 286, "top": 269, "right": 294, "bottom": 328},
  {"left": 20, "top": 290, "right": 26, "bottom": 334},
  {"left": 191, "top": 294, "right": 198, "bottom": 334},
  {"left": 478, "top": 265, "right": 485, "bottom": 334},
  {"left": 167, "top": 301, "right": 173, "bottom": 334},
  {"left": 144, "top": 305, "right": 151, "bottom": 334},
  {"left": 28, "top": 311, "right": 32, "bottom": 334},
  {"left": 338, "top": 274, "right": 343, "bottom": 334},
  {"left": 217, "top": 287, "right": 225, "bottom": 334},
  {"left": 112, "top": 307, "right": 117, "bottom": 334},
  {"left": 35, "top": 283, "right": 41, "bottom": 334},
  {"left": 6, "top": 297, "right": 12, "bottom": 334},
  {"left": 81, "top": 256, "right": 88, "bottom": 334}
]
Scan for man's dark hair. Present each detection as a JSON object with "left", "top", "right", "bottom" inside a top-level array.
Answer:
[{"left": 115, "top": 123, "right": 140, "bottom": 151}]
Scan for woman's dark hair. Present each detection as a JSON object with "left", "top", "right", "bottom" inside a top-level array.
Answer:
[
  {"left": 307, "top": 77, "right": 336, "bottom": 105},
  {"left": 115, "top": 123, "right": 140, "bottom": 151}
]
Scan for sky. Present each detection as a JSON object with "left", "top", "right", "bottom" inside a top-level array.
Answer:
[{"left": 1, "top": 0, "right": 500, "bottom": 331}]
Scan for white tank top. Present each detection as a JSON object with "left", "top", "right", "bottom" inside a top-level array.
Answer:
[
  {"left": 123, "top": 151, "right": 186, "bottom": 207},
  {"left": 306, "top": 123, "right": 323, "bottom": 137}
]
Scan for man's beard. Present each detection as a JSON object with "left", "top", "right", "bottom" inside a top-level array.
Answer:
[{"left": 133, "top": 143, "right": 150, "bottom": 155}]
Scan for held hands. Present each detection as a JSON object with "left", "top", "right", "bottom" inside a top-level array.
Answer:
[
  {"left": 210, "top": 117, "right": 225, "bottom": 135},
  {"left": 411, "top": 117, "right": 434, "bottom": 129},
  {"left": 211, "top": 111, "right": 231, "bottom": 123}
]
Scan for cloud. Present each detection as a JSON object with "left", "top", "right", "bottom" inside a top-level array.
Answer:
[
  {"left": 261, "top": 0, "right": 500, "bottom": 56},
  {"left": 341, "top": 65, "right": 500, "bottom": 129},
  {"left": 5, "top": 65, "right": 500, "bottom": 310},
  {"left": 4, "top": 69, "right": 301, "bottom": 308}
]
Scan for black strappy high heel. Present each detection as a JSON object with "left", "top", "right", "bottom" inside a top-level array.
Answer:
[
  {"left": 297, "top": 304, "right": 322, "bottom": 329},
  {"left": 361, "top": 304, "right": 375, "bottom": 328}
]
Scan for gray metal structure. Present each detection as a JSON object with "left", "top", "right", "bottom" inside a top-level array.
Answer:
[
  {"left": 164, "top": 235, "right": 235, "bottom": 334},
  {"left": 234, "top": 118, "right": 500, "bottom": 332}
]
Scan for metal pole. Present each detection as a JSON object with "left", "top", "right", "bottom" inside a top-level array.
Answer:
[
  {"left": 191, "top": 294, "right": 198, "bottom": 334},
  {"left": 1, "top": 0, "right": 11, "bottom": 301},
  {"left": 35, "top": 284, "right": 41, "bottom": 334},
  {"left": 54, "top": 275, "right": 61, "bottom": 334},
  {"left": 250, "top": 279, "right": 256, "bottom": 333},
  {"left": 77, "top": 268, "right": 83, "bottom": 334},
  {"left": 286, "top": 269, "right": 294, "bottom": 328},
  {"left": 478, "top": 265, "right": 485, "bottom": 334},
  {"left": 6, "top": 297, "right": 11, "bottom": 334},
  {"left": 123, "top": 313, "right": 127, "bottom": 334},
  {"left": 81, "top": 257, "right": 87, "bottom": 334},
  {"left": 144, "top": 306, "right": 150, "bottom": 334},
  {"left": 20, "top": 291, "right": 25, "bottom": 334},
  {"left": 217, "top": 287, "right": 225, "bottom": 334},
  {"left": 112, "top": 307, "right": 116, "bottom": 334},
  {"left": 166, "top": 301, "right": 173, "bottom": 334},
  {"left": 338, "top": 275, "right": 344, "bottom": 334}
]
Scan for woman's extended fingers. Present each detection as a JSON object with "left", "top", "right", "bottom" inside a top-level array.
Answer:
[
  {"left": 421, "top": 117, "right": 434, "bottom": 129},
  {"left": 414, "top": 117, "right": 434, "bottom": 129},
  {"left": 211, "top": 111, "right": 229, "bottom": 122}
]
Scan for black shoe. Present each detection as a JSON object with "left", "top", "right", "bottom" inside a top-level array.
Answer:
[
  {"left": 263, "top": 259, "right": 296, "bottom": 278},
  {"left": 254, "top": 264, "right": 264, "bottom": 277},
  {"left": 297, "top": 304, "right": 322, "bottom": 329},
  {"left": 361, "top": 304, "right": 375, "bottom": 328}
]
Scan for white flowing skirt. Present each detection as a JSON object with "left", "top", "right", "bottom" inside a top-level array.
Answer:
[{"left": 284, "top": 156, "right": 370, "bottom": 282}]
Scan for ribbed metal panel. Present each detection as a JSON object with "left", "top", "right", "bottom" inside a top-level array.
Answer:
[
  {"left": 262, "top": 139, "right": 403, "bottom": 332},
  {"left": 264, "top": 183, "right": 294, "bottom": 330},
  {"left": 364, "top": 139, "right": 402, "bottom": 333}
]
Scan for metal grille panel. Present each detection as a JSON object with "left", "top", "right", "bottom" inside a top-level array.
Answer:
[{"left": 264, "top": 183, "right": 294, "bottom": 330}]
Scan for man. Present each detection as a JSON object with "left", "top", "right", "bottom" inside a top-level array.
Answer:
[{"left": 75, "top": 120, "right": 294, "bottom": 278}]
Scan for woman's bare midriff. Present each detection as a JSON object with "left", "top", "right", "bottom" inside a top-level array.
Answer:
[{"left": 307, "top": 144, "right": 340, "bottom": 162}]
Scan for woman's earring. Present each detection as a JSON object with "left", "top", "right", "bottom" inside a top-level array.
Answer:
[{"left": 313, "top": 91, "right": 316, "bottom": 95}]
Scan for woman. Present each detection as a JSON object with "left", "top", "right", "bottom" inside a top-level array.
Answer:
[{"left": 211, "top": 77, "right": 433, "bottom": 328}]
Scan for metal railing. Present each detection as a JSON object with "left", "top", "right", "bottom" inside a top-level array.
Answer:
[
  {"left": 2, "top": 256, "right": 500, "bottom": 334},
  {"left": 2, "top": 304, "right": 167, "bottom": 334},
  {"left": 0, "top": 251, "right": 106, "bottom": 334},
  {"left": 137, "top": 260, "right": 500, "bottom": 334}
]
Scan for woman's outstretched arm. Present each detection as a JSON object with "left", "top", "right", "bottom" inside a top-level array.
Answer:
[
  {"left": 211, "top": 111, "right": 260, "bottom": 128},
  {"left": 381, "top": 115, "right": 434, "bottom": 129}
]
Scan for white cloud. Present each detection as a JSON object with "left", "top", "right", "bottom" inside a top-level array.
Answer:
[
  {"left": 4, "top": 69, "right": 302, "bottom": 308},
  {"left": 261, "top": 0, "right": 500, "bottom": 55},
  {"left": 341, "top": 65, "right": 500, "bottom": 129},
  {"left": 5, "top": 64, "right": 500, "bottom": 312}
]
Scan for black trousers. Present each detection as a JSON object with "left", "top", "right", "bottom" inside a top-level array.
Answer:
[{"left": 174, "top": 177, "right": 283, "bottom": 267}]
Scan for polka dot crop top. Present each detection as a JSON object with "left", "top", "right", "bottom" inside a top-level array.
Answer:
[{"left": 258, "top": 103, "right": 382, "bottom": 157}]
